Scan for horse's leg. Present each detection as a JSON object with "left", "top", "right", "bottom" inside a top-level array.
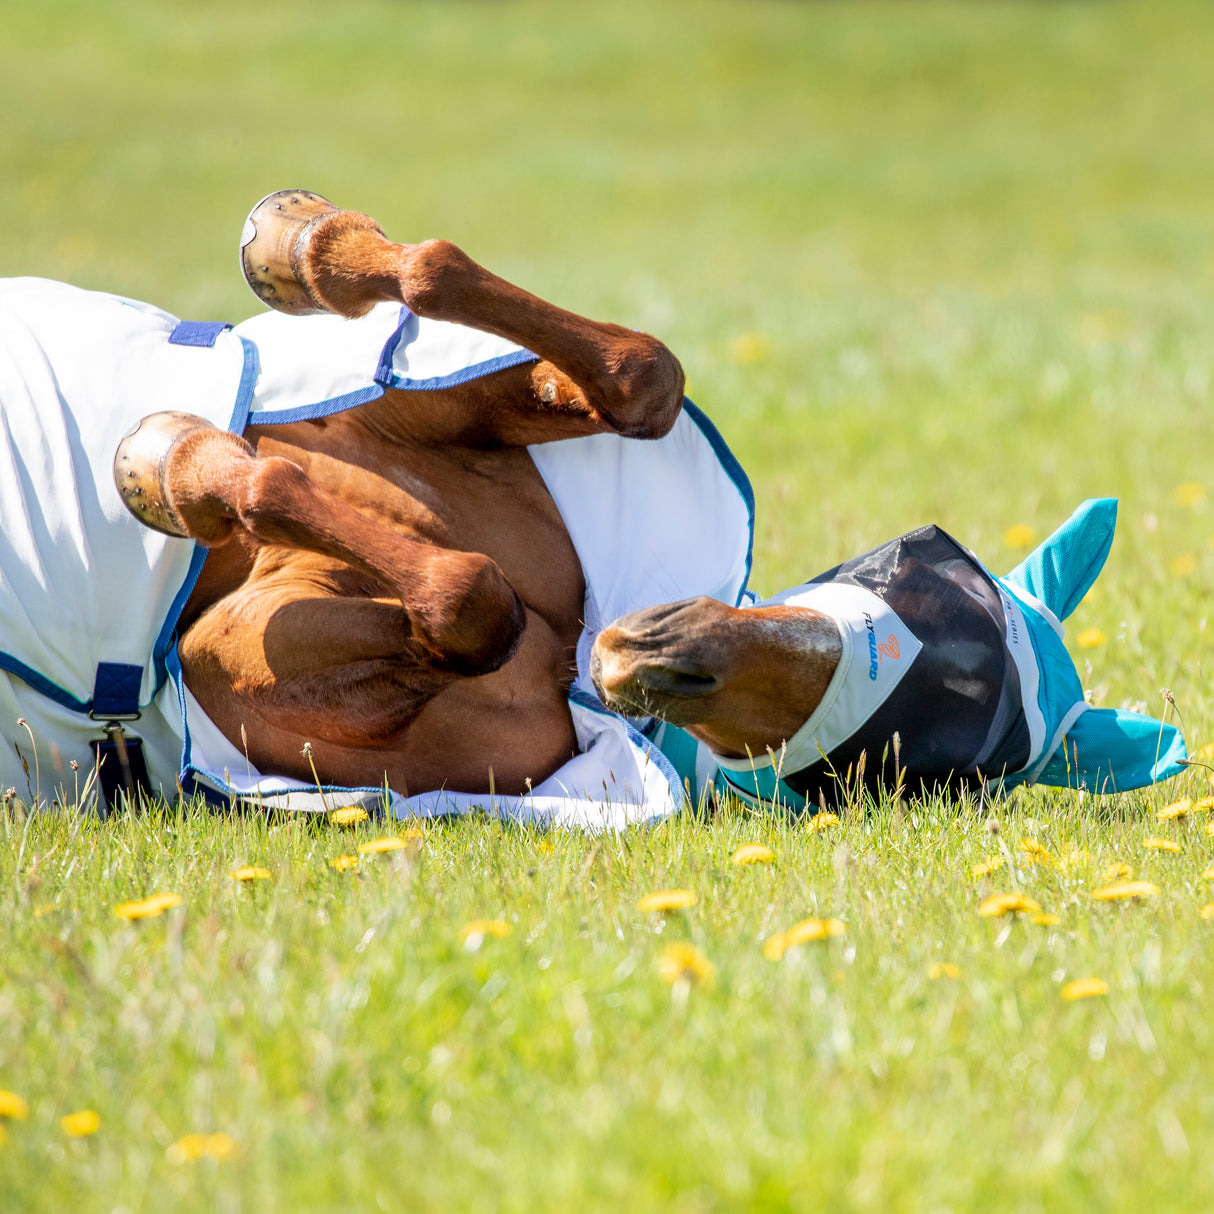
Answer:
[
  {"left": 115, "top": 412, "right": 525, "bottom": 676},
  {"left": 240, "top": 190, "right": 686, "bottom": 444}
]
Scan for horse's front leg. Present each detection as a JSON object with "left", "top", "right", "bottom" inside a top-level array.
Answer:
[
  {"left": 240, "top": 190, "right": 686, "bottom": 444},
  {"left": 115, "top": 412, "right": 525, "bottom": 676}
]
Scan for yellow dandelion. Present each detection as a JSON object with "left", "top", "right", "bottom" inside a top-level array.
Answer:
[
  {"left": 928, "top": 961, "right": 961, "bottom": 980},
  {"left": 730, "top": 332, "right": 770, "bottom": 365},
  {"left": 1143, "top": 837, "right": 1181, "bottom": 853},
  {"left": 1201, "top": 903, "right": 1214, "bottom": 920},
  {"left": 1019, "top": 839, "right": 1052, "bottom": 865},
  {"left": 1170, "top": 554, "right": 1198, "bottom": 579},
  {"left": 1208, "top": 822, "right": 1214, "bottom": 837},
  {"left": 357, "top": 836, "right": 408, "bottom": 855},
  {"left": 1003, "top": 524, "right": 1036, "bottom": 549},
  {"left": 459, "top": 919, "right": 511, "bottom": 952},
  {"left": 1076, "top": 628, "right": 1107, "bottom": 649},
  {"left": 61, "top": 1109, "right": 100, "bottom": 1137},
  {"left": 114, "top": 892, "right": 183, "bottom": 921},
  {"left": 763, "top": 932, "right": 788, "bottom": 961},
  {"left": 0, "top": 1090, "right": 29, "bottom": 1120},
  {"left": 1157, "top": 798, "right": 1192, "bottom": 821},
  {"left": 1174, "top": 482, "right": 1206, "bottom": 509},
  {"left": 329, "top": 806, "right": 369, "bottom": 827},
  {"left": 1092, "top": 880, "right": 1160, "bottom": 902},
  {"left": 33, "top": 903, "right": 58, "bottom": 918},
  {"left": 977, "top": 892, "right": 1041, "bottom": 918},
  {"left": 1203, "top": 864, "right": 1214, "bottom": 881},
  {"left": 1102, "top": 862, "right": 1134, "bottom": 881},
  {"left": 657, "top": 941, "right": 716, "bottom": 987},
  {"left": 971, "top": 855, "right": 1006, "bottom": 879},
  {"left": 1061, "top": 977, "right": 1109, "bottom": 1001},
  {"left": 1195, "top": 742, "right": 1214, "bottom": 763},
  {"left": 1031, "top": 912, "right": 1062, "bottom": 926},
  {"left": 1192, "top": 797, "right": 1214, "bottom": 813},
  {"left": 228, "top": 865, "right": 271, "bottom": 881},
  {"left": 731, "top": 843, "right": 775, "bottom": 866},
  {"left": 1056, "top": 848, "right": 1087, "bottom": 871},
  {"left": 535, "top": 838, "right": 556, "bottom": 856},
  {"left": 167, "top": 1131, "right": 236, "bottom": 1164},
  {"left": 807, "top": 812, "right": 840, "bottom": 832},
  {"left": 636, "top": 889, "right": 697, "bottom": 913},
  {"left": 765, "top": 916, "right": 845, "bottom": 960},
  {"left": 329, "top": 855, "right": 359, "bottom": 871}
]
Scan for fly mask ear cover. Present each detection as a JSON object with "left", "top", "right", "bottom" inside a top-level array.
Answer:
[{"left": 998, "top": 498, "right": 1187, "bottom": 793}]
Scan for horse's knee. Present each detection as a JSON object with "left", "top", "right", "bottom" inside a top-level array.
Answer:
[
  {"left": 600, "top": 335, "right": 686, "bottom": 439},
  {"left": 417, "top": 550, "right": 526, "bottom": 676}
]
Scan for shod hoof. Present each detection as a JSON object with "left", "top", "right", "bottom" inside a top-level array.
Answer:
[
  {"left": 113, "top": 411, "right": 215, "bottom": 537},
  {"left": 239, "top": 189, "right": 343, "bottom": 315}
]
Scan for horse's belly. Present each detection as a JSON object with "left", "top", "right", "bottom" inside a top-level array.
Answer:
[{"left": 390, "top": 609, "right": 578, "bottom": 796}]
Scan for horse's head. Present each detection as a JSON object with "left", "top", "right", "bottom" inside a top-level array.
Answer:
[{"left": 590, "top": 595, "right": 841, "bottom": 759}]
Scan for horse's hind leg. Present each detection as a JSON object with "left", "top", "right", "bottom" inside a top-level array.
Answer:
[
  {"left": 239, "top": 189, "right": 686, "bottom": 442},
  {"left": 114, "top": 411, "right": 525, "bottom": 675}
]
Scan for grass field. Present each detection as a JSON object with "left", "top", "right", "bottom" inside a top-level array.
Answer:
[{"left": 3, "top": 1, "right": 1214, "bottom": 1209}]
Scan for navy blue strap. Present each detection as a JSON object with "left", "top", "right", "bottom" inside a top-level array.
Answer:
[
  {"left": 92, "top": 661, "right": 143, "bottom": 718},
  {"left": 168, "top": 320, "right": 232, "bottom": 348}
]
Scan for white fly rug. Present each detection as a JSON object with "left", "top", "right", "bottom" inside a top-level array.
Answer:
[{"left": 0, "top": 279, "right": 752, "bottom": 828}]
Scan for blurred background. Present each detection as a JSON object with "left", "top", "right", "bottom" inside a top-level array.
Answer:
[{"left": 4, "top": 0, "right": 1212, "bottom": 723}]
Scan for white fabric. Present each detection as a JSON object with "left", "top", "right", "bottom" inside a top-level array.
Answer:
[
  {"left": 715, "top": 582, "right": 922, "bottom": 774},
  {"left": 0, "top": 280, "right": 753, "bottom": 826},
  {"left": 234, "top": 302, "right": 536, "bottom": 417},
  {"left": 0, "top": 279, "right": 246, "bottom": 799}
]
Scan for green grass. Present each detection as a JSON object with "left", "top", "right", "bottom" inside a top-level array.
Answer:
[{"left": 4, "top": 0, "right": 1214, "bottom": 1209}]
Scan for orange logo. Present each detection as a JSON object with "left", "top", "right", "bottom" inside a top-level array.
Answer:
[{"left": 877, "top": 634, "right": 900, "bottom": 663}]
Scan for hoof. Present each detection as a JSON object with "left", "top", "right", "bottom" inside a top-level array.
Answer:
[
  {"left": 239, "top": 189, "right": 343, "bottom": 315},
  {"left": 113, "top": 411, "right": 215, "bottom": 537}
]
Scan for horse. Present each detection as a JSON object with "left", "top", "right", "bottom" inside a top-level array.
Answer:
[{"left": 0, "top": 191, "right": 1185, "bottom": 821}]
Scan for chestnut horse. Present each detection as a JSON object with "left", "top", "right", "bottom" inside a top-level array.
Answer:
[{"left": 105, "top": 191, "right": 789, "bottom": 809}]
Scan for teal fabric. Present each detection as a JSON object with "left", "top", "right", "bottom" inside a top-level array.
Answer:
[
  {"left": 1003, "top": 497, "right": 1117, "bottom": 621},
  {"left": 1033, "top": 707, "right": 1188, "bottom": 792},
  {"left": 998, "top": 498, "right": 1187, "bottom": 792}
]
